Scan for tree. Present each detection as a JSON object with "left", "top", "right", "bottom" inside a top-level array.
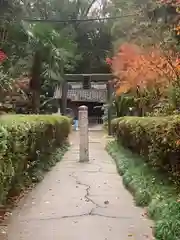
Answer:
[
  {"left": 107, "top": 0, "right": 179, "bottom": 53},
  {"left": 22, "top": 22, "right": 77, "bottom": 113},
  {"left": 0, "top": 0, "right": 79, "bottom": 113},
  {"left": 21, "top": 0, "right": 112, "bottom": 74},
  {"left": 0, "top": 0, "right": 113, "bottom": 113},
  {"left": 108, "top": 43, "right": 179, "bottom": 115}
]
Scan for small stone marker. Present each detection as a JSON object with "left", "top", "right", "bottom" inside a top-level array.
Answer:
[
  {"left": 57, "top": 108, "right": 61, "bottom": 115},
  {"left": 78, "top": 105, "right": 89, "bottom": 162}
]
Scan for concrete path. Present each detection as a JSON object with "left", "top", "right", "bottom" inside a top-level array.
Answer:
[{"left": 0, "top": 131, "right": 153, "bottom": 240}]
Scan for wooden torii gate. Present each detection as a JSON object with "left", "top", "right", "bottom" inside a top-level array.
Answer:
[{"left": 56, "top": 73, "right": 114, "bottom": 135}]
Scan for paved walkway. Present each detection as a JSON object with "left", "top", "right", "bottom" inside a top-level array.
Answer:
[{"left": 1, "top": 131, "right": 153, "bottom": 240}]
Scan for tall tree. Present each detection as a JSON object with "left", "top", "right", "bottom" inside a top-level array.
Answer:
[
  {"left": 0, "top": 0, "right": 114, "bottom": 113},
  {"left": 107, "top": 0, "right": 179, "bottom": 52}
]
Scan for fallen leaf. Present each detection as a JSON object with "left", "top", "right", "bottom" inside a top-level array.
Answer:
[
  {"left": 128, "top": 234, "right": 133, "bottom": 237},
  {"left": 5, "top": 212, "right": 12, "bottom": 217},
  {"left": 142, "top": 211, "right": 148, "bottom": 217},
  {"left": 143, "top": 234, "right": 149, "bottom": 238}
]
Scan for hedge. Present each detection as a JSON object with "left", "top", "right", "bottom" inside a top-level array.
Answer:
[
  {"left": 112, "top": 116, "right": 180, "bottom": 177},
  {"left": 107, "top": 141, "right": 180, "bottom": 240},
  {"left": 0, "top": 115, "right": 70, "bottom": 205}
]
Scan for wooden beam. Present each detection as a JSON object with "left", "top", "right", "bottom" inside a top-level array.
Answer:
[{"left": 65, "top": 74, "right": 113, "bottom": 82}]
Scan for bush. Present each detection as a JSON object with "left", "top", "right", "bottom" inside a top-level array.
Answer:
[
  {"left": 106, "top": 141, "right": 180, "bottom": 240},
  {"left": 112, "top": 116, "right": 180, "bottom": 177},
  {"left": 0, "top": 114, "right": 70, "bottom": 205}
]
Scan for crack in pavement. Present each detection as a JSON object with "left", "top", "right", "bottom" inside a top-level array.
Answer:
[
  {"left": 17, "top": 212, "right": 132, "bottom": 223},
  {"left": 1, "top": 169, "right": 116, "bottom": 227},
  {"left": 86, "top": 163, "right": 103, "bottom": 173},
  {"left": 75, "top": 170, "right": 116, "bottom": 175},
  {"left": 69, "top": 172, "right": 106, "bottom": 209},
  {"left": 56, "top": 167, "right": 116, "bottom": 175}
]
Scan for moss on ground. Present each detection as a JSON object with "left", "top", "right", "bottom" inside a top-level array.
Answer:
[{"left": 106, "top": 140, "right": 180, "bottom": 240}]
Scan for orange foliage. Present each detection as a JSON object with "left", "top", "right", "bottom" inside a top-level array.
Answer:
[
  {"left": 110, "top": 43, "right": 179, "bottom": 96},
  {"left": 175, "top": 25, "right": 180, "bottom": 35}
]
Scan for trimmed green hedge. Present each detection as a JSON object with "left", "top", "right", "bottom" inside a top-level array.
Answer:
[
  {"left": 0, "top": 115, "right": 70, "bottom": 205},
  {"left": 112, "top": 116, "right": 180, "bottom": 177},
  {"left": 107, "top": 141, "right": 180, "bottom": 240}
]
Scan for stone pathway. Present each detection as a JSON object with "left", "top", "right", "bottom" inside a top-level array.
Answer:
[{"left": 1, "top": 131, "right": 153, "bottom": 240}]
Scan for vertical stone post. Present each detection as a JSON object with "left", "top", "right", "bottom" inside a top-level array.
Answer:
[
  {"left": 78, "top": 105, "right": 89, "bottom": 162},
  {"left": 57, "top": 107, "right": 61, "bottom": 115}
]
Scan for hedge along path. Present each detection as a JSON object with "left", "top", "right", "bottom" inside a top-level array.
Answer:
[
  {"left": 111, "top": 116, "right": 180, "bottom": 240},
  {"left": 1, "top": 130, "right": 153, "bottom": 240},
  {"left": 0, "top": 115, "right": 70, "bottom": 223}
]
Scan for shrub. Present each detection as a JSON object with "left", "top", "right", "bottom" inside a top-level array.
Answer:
[
  {"left": 0, "top": 114, "right": 70, "bottom": 205},
  {"left": 106, "top": 141, "right": 180, "bottom": 240},
  {"left": 112, "top": 116, "right": 180, "bottom": 177}
]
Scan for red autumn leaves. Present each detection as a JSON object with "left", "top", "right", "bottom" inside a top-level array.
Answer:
[
  {"left": 0, "top": 50, "right": 7, "bottom": 62},
  {"left": 105, "top": 57, "right": 112, "bottom": 66},
  {"left": 106, "top": 43, "right": 180, "bottom": 96}
]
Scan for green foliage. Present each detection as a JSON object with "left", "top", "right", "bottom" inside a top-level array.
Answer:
[
  {"left": 147, "top": 101, "right": 177, "bottom": 117},
  {"left": 74, "top": 21, "right": 112, "bottom": 73},
  {"left": 0, "top": 114, "right": 70, "bottom": 205},
  {"left": 102, "top": 93, "right": 135, "bottom": 124},
  {"left": 114, "top": 94, "right": 136, "bottom": 117},
  {"left": 108, "top": 0, "right": 179, "bottom": 118},
  {"left": 112, "top": 116, "right": 180, "bottom": 178},
  {"left": 109, "top": 0, "right": 179, "bottom": 51},
  {"left": 0, "top": 0, "right": 113, "bottom": 113},
  {"left": 107, "top": 141, "right": 180, "bottom": 240},
  {"left": 168, "top": 84, "right": 180, "bottom": 110},
  {"left": 23, "top": 21, "right": 78, "bottom": 79}
]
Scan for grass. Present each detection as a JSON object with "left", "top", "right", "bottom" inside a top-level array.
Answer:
[{"left": 106, "top": 140, "right": 180, "bottom": 240}]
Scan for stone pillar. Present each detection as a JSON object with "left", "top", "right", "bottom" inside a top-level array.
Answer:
[
  {"left": 57, "top": 107, "right": 61, "bottom": 115},
  {"left": 78, "top": 105, "right": 89, "bottom": 162}
]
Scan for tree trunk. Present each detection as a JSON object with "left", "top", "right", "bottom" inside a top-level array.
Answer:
[
  {"left": 30, "top": 51, "right": 42, "bottom": 114},
  {"left": 114, "top": 100, "right": 119, "bottom": 117},
  {"left": 31, "top": 90, "right": 40, "bottom": 114}
]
